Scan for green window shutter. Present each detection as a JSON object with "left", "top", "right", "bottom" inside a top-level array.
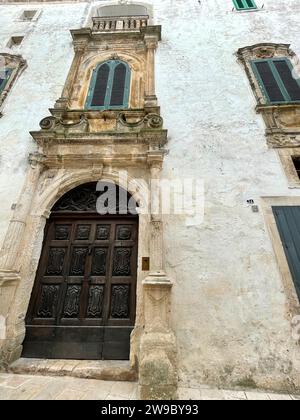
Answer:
[
  {"left": 233, "top": 0, "right": 257, "bottom": 10},
  {"left": 252, "top": 61, "right": 285, "bottom": 102},
  {"left": 90, "top": 63, "right": 110, "bottom": 107},
  {"left": 0, "top": 69, "right": 12, "bottom": 94},
  {"left": 251, "top": 58, "right": 300, "bottom": 104},
  {"left": 110, "top": 63, "right": 127, "bottom": 107},
  {"left": 86, "top": 60, "right": 131, "bottom": 110},
  {"left": 273, "top": 60, "right": 300, "bottom": 101},
  {"left": 273, "top": 206, "right": 300, "bottom": 302}
]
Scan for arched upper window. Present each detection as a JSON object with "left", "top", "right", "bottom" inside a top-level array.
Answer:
[
  {"left": 97, "top": 4, "right": 148, "bottom": 17},
  {"left": 86, "top": 60, "right": 131, "bottom": 110}
]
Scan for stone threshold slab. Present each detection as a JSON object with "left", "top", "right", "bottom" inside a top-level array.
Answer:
[{"left": 6, "top": 358, "right": 137, "bottom": 382}]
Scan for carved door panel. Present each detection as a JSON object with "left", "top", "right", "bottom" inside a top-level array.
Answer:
[{"left": 23, "top": 216, "right": 138, "bottom": 360}]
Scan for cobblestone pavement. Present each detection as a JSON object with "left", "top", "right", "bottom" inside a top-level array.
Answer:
[{"left": 0, "top": 373, "right": 299, "bottom": 400}]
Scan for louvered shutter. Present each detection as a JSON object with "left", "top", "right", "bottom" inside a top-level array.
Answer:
[
  {"left": 273, "top": 60, "right": 300, "bottom": 101},
  {"left": 235, "top": 0, "right": 244, "bottom": 8},
  {"left": 254, "top": 61, "right": 285, "bottom": 102},
  {"left": 0, "top": 69, "right": 8, "bottom": 92},
  {"left": 91, "top": 63, "right": 110, "bottom": 107},
  {"left": 110, "top": 63, "right": 127, "bottom": 107},
  {"left": 245, "top": 0, "right": 255, "bottom": 7},
  {"left": 273, "top": 206, "right": 300, "bottom": 302}
]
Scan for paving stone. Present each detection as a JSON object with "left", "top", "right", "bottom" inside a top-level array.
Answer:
[
  {"left": 178, "top": 387, "right": 201, "bottom": 400},
  {"left": 200, "top": 389, "right": 225, "bottom": 400},
  {"left": 55, "top": 388, "right": 87, "bottom": 400},
  {"left": 223, "top": 390, "right": 247, "bottom": 400},
  {"left": 106, "top": 394, "right": 130, "bottom": 400},
  {"left": 0, "top": 386, "right": 14, "bottom": 400},
  {"left": 31, "top": 379, "right": 68, "bottom": 400},
  {"left": 268, "top": 393, "right": 292, "bottom": 400},
  {"left": 83, "top": 389, "right": 111, "bottom": 400},
  {"left": 0, "top": 375, "right": 31, "bottom": 389},
  {"left": 246, "top": 391, "right": 270, "bottom": 400},
  {"left": 0, "top": 373, "right": 299, "bottom": 401},
  {"left": 109, "top": 381, "right": 137, "bottom": 398},
  {"left": 13, "top": 384, "right": 42, "bottom": 400},
  {"left": 130, "top": 387, "right": 139, "bottom": 400}
]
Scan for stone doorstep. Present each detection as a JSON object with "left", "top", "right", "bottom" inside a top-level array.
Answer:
[{"left": 7, "top": 358, "right": 137, "bottom": 383}]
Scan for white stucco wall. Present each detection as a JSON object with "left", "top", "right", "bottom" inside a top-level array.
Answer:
[{"left": 1, "top": 0, "right": 300, "bottom": 390}]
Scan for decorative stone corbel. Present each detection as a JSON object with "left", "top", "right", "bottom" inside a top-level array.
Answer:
[{"left": 39, "top": 114, "right": 89, "bottom": 134}]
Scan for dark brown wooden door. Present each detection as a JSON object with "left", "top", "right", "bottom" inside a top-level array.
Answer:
[{"left": 23, "top": 215, "right": 138, "bottom": 360}]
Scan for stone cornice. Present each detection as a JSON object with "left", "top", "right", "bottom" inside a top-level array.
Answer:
[
  {"left": 71, "top": 25, "right": 161, "bottom": 46},
  {"left": 30, "top": 129, "right": 168, "bottom": 146}
]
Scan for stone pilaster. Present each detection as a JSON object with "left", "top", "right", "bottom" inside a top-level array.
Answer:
[
  {"left": 55, "top": 42, "right": 86, "bottom": 109},
  {"left": 0, "top": 153, "right": 44, "bottom": 366},
  {"left": 139, "top": 156, "right": 177, "bottom": 400},
  {"left": 0, "top": 153, "right": 44, "bottom": 272},
  {"left": 145, "top": 37, "right": 158, "bottom": 107}
]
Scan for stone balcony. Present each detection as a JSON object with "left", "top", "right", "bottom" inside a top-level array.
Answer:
[{"left": 92, "top": 15, "right": 149, "bottom": 33}]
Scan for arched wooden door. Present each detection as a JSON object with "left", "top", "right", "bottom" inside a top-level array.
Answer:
[{"left": 23, "top": 183, "right": 138, "bottom": 360}]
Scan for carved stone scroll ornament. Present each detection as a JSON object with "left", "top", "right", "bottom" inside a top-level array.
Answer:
[
  {"left": 118, "top": 112, "right": 163, "bottom": 129},
  {"left": 40, "top": 114, "right": 89, "bottom": 133},
  {"left": 267, "top": 133, "right": 300, "bottom": 148}
]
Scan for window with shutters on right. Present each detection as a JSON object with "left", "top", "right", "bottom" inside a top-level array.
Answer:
[{"left": 251, "top": 58, "right": 300, "bottom": 104}]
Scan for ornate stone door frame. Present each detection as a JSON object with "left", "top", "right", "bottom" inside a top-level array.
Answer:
[{"left": 0, "top": 160, "right": 177, "bottom": 398}]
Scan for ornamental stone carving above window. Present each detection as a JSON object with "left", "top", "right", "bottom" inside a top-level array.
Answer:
[
  {"left": 0, "top": 53, "right": 26, "bottom": 116},
  {"left": 237, "top": 43, "right": 300, "bottom": 148}
]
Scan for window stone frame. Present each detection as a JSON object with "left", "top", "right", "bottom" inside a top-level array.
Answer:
[
  {"left": 237, "top": 43, "right": 300, "bottom": 148},
  {"left": 0, "top": 53, "right": 27, "bottom": 117},
  {"left": 261, "top": 196, "right": 300, "bottom": 317}
]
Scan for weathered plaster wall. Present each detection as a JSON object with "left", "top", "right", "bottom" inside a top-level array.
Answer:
[
  {"left": 1, "top": 0, "right": 300, "bottom": 391},
  {"left": 154, "top": 0, "right": 300, "bottom": 390},
  {"left": 0, "top": 2, "right": 88, "bottom": 248}
]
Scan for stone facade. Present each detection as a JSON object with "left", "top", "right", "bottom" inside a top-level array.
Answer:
[{"left": 0, "top": 0, "right": 300, "bottom": 399}]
